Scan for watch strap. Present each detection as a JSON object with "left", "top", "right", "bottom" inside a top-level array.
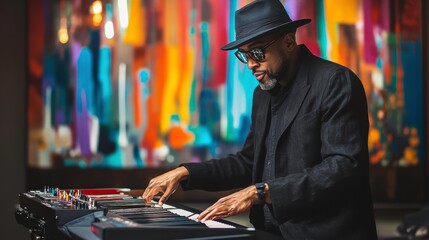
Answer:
[{"left": 255, "top": 182, "right": 265, "bottom": 202}]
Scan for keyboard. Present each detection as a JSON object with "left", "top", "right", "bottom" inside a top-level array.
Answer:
[{"left": 90, "top": 202, "right": 256, "bottom": 239}]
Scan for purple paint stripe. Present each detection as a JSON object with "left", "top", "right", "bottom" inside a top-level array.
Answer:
[{"left": 363, "top": 0, "right": 378, "bottom": 64}]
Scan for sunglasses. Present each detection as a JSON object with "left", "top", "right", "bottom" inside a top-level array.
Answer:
[{"left": 234, "top": 38, "right": 279, "bottom": 64}]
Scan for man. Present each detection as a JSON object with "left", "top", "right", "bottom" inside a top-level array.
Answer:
[{"left": 143, "top": 0, "right": 378, "bottom": 239}]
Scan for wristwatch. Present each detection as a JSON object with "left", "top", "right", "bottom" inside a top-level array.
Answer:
[{"left": 255, "top": 182, "right": 266, "bottom": 202}]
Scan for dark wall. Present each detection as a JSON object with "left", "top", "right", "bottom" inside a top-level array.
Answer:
[
  {"left": 424, "top": 0, "right": 429, "bottom": 203},
  {"left": 0, "top": 0, "right": 28, "bottom": 238}
]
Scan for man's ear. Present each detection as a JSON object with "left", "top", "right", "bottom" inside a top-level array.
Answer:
[{"left": 283, "top": 33, "right": 296, "bottom": 50}]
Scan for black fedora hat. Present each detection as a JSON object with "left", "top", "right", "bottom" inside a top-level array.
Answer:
[{"left": 221, "top": 0, "right": 311, "bottom": 50}]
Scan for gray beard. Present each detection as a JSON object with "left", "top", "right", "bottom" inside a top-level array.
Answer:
[{"left": 259, "top": 77, "right": 278, "bottom": 91}]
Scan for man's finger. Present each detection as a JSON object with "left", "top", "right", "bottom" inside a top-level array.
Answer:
[
  {"left": 142, "top": 188, "right": 150, "bottom": 203},
  {"left": 158, "top": 188, "right": 173, "bottom": 206},
  {"left": 197, "top": 205, "right": 214, "bottom": 221},
  {"left": 198, "top": 203, "right": 222, "bottom": 222},
  {"left": 142, "top": 191, "right": 153, "bottom": 203},
  {"left": 201, "top": 208, "right": 220, "bottom": 222},
  {"left": 143, "top": 187, "right": 161, "bottom": 204}
]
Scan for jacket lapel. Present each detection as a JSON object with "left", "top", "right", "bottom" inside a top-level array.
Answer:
[
  {"left": 275, "top": 46, "right": 314, "bottom": 149},
  {"left": 277, "top": 73, "right": 310, "bottom": 138}
]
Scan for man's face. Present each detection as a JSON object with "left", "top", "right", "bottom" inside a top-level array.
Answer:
[{"left": 237, "top": 34, "right": 287, "bottom": 90}]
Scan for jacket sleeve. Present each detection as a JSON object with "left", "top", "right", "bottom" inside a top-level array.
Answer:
[
  {"left": 179, "top": 89, "right": 261, "bottom": 191},
  {"left": 267, "top": 68, "right": 370, "bottom": 223}
]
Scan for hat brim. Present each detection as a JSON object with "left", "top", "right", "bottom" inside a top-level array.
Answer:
[{"left": 221, "top": 19, "right": 311, "bottom": 50}]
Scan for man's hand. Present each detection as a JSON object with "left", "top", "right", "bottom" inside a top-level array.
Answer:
[
  {"left": 142, "top": 166, "right": 189, "bottom": 206},
  {"left": 197, "top": 185, "right": 262, "bottom": 222}
]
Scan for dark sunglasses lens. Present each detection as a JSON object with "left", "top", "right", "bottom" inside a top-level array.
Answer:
[
  {"left": 235, "top": 51, "right": 248, "bottom": 63},
  {"left": 250, "top": 49, "right": 264, "bottom": 62}
]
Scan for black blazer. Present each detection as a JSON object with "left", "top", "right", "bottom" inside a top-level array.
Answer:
[{"left": 182, "top": 45, "right": 378, "bottom": 239}]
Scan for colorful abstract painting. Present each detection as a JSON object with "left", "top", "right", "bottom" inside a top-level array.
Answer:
[
  {"left": 27, "top": 0, "right": 423, "bottom": 170},
  {"left": 287, "top": 0, "right": 424, "bottom": 168}
]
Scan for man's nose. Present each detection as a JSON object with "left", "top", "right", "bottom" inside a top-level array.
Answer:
[{"left": 246, "top": 57, "right": 259, "bottom": 70}]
